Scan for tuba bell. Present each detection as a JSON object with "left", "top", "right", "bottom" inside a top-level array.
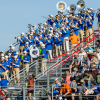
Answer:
[
  {"left": 56, "top": 1, "right": 67, "bottom": 12},
  {"left": 77, "top": 0, "right": 85, "bottom": 10},
  {"left": 66, "top": 4, "right": 76, "bottom": 13}
]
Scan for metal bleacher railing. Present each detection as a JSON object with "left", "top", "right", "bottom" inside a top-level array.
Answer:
[
  {"left": 0, "top": 85, "right": 100, "bottom": 100},
  {"left": 2, "top": 29, "right": 100, "bottom": 100}
]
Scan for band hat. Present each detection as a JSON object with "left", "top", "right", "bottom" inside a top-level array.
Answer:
[
  {"left": 23, "top": 51, "right": 27, "bottom": 54},
  {"left": 53, "top": 23, "right": 56, "bottom": 25},
  {"left": 50, "top": 30, "right": 53, "bottom": 33},
  {"left": 39, "top": 42, "right": 43, "bottom": 44},
  {"left": 14, "top": 56, "right": 17, "bottom": 59},
  {"left": 0, "top": 51, "right": 3, "bottom": 53},
  {"left": 21, "top": 32, "right": 24, "bottom": 35},
  {"left": 42, "top": 44, "right": 45, "bottom": 47},
  {"left": 39, "top": 30, "right": 43, "bottom": 32},
  {"left": 44, "top": 23, "right": 47, "bottom": 25},
  {"left": 1, "top": 54, "right": 4, "bottom": 56},
  {"left": 50, "top": 27, "right": 53, "bottom": 30},
  {"left": 5, "top": 55, "right": 8, "bottom": 59},
  {"left": 11, "top": 47, "right": 15, "bottom": 50},
  {"left": 87, "top": 50, "right": 93, "bottom": 54},
  {"left": 90, "top": 8, "right": 93, "bottom": 10},
  {"left": 8, "top": 53, "right": 11, "bottom": 56},
  {"left": 1, "top": 57, "right": 4, "bottom": 60},
  {"left": 49, "top": 34, "right": 52, "bottom": 36},
  {"left": 51, "top": 15, "right": 53, "bottom": 17},
  {"left": 30, "top": 29, "right": 34, "bottom": 32},
  {"left": 55, "top": 78, "right": 59, "bottom": 81},
  {"left": 9, "top": 44, "right": 13, "bottom": 47},
  {"left": 15, "top": 52, "right": 19, "bottom": 55},
  {"left": 59, "top": 32, "right": 62, "bottom": 34},
  {"left": 25, "top": 42, "right": 29, "bottom": 44},
  {"left": 39, "top": 35, "right": 42, "bottom": 37}
]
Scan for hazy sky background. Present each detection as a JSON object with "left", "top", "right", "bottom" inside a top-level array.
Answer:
[{"left": 0, "top": 0, "right": 99, "bottom": 51}]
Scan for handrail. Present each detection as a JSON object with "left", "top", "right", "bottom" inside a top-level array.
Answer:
[
  {"left": 48, "top": 29, "right": 98, "bottom": 62},
  {"left": 10, "top": 60, "right": 36, "bottom": 81},
  {"left": 50, "top": 32, "right": 100, "bottom": 75}
]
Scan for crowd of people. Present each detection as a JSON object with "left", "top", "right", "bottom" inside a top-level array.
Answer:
[{"left": 0, "top": 5, "right": 100, "bottom": 100}]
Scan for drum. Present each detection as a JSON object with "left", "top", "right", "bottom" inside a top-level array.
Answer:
[{"left": 29, "top": 45, "right": 40, "bottom": 58}]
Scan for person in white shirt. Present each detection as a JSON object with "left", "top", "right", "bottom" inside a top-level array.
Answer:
[
  {"left": 96, "top": 48, "right": 100, "bottom": 60},
  {"left": 78, "top": 48, "right": 86, "bottom": 60}
]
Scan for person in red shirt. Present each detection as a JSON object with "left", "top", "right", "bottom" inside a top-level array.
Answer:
[{"left": 26, "top": 75, "right": 34, "bottom": 100}]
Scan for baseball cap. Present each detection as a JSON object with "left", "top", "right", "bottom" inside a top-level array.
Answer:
[
  {"left": 49, "top": 34, "right": 52, "bottom": 36},
  {"left": 1, "top": 54, "right": 4, "bottom": 56},
  {"left": 25, "top": 42, "right": 29, "bottom": 45},
  {"left": 1, "top": 57, "right": 4, "bottom": 60},
  {"left": 51, "top": 15, "right": 53, "bottom": 17},
  {"left": 55, "top": 78, "right": 59, "bottom": 81},
  {"left": 23, "top": 51, "right": 27, "bottom": 54},
  {"left": 39, "top": 42, "right": 43, "bottom": 44},
  {"left": 11, "top": 47, "right": 15, "bottom": 50},
  {"left": 5, "top": 55, "right": 8, "bottom": 58},
  {"left": 9, "top": 44, "right": 13, "bottom": 47},
  {"left": 8, "top": 53, "right": 11, "bottom": 56},
  {"left": 14, "top": 56, "right": 17, "bottom": 59},
  {"left": 21, "top": 32, "right": 24, "bottom": 35},
  {"left": 44, "top": 23, "right": 47, "bottom": 25}
]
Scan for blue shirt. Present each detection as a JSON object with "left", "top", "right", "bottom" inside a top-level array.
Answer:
[
  {"left": 36, "top": 38, "right": 44, "bottom": 46},
  {"left": 12, "top": 60, "right": 20, "bottom": 68},
  {"left": 89, "top": 12, "right": 94, "bottom": 20},
  {"left": 86, "top": 47, "right": 93, "bottom": 53},
  {"left": 78, "top": 21, "right": 84, "bottom": 30},
  {"left": 8, "top": 57, "right": 13, "bottom": 62},
  {"left": 23, "top": 55, "right": 30, "bottom": 64},
  {"left": 86, "top": 21, "right": 93, "bottom": 29},
  {"left": 0, "top": 79, "right": 9, "bottom": 89},
  {"left": 63, "top": 30, "right": 70, "bottom": 37},
  {"left": 55, "top": 37, "right": 63, "bottom": 46},
  {"left": 97, "top": 13, "right": 100, "bottom": 22},
  {"left": 26, "top": 38, "right": 34, "bottom": 47},
  {"left": 92, "top": 84, "right": 100, "bottom": 94},
  {"left": 73, "top": 27, "right": 79, "bottom": 36},
  {"left": 42, "top": 48, "right": 48, "bottom": 59},
  {"left": 34, "top": 30, "right": 38, "bottom": 33},
  {"left": 12, "top": 51, "right": 17, "bottom": 56},
  {"left": 59, "top": 36, "right": 63, "bottom": 45},
  {"left": 18, "top": 37, "right": 25, "bottom": 46},
  {"left": 7, "top": 49, "right": 12, "bottom": 53},
  {"left": 45, "top": 38, "right": 53, "bottom": 50},
  {"left": 23, "top": 47, "right": 29, "bottom": 54},
  {"left": 17, "top": 56, "right": 21, "bottom": 62},
  {"left": 4, "top": 60, "right": 11, "bottom": 70},
  {"left": 0, "top": 61, "right": 6, "bottom": 72}
]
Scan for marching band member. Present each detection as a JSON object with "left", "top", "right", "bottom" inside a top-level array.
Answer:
[
  {"left": 96, "top": 9, "right": 100, "bottom": 32},
  {"left": 73, "top": 23, "right": 79, "bottom": 36},
  {"left": 86, "top": 18, "right": 93, "bottom": 42},
  {"left": 26, "top": 34, "right": 34, "bottom": 47},
  {"left": 38, "top": 44, "right": 48, "bottom": 75},
  {"left": 45, "top": 34, "right": 53, "bottom": 60},
  {"left": 23, "top": 51, "right": 30, "bottom": 78},
  {"left": 33, "top": 25, "right": 38, "bottom": 34},
  {"left": 0, "top": 57, "right": 6, "bottom": 79},
  {"left": 12, "top": 56, "right": 20, "bottom": 84},
  {"left": 15, "top": 52, "right": 21, "bottom": 62},
  {"left": 62, "top": 27, "right": 70, "bottom": 52},
  {"left": 39, "top": 30, "right": 45, "bottom": 38},
  {"left": 11, "top": 47, "right": 17, "bottom": 57},
  {"left": 55, "top": 32, "right": 63, "bottom": 57},
  {"left": 5, "top": 56, "right": 10, "bottom": 80},
  {"left": 78, "top": 16, "right": 84, "bottom": 43},
  {"left": 7, "top": 45, "right": 13, "bottom": 53},
  {"left": 23, "top": 42, "right": 30, "bottom": 55},
  {"left": 17, "top": 32, "right": 25, "bottom": 55}
]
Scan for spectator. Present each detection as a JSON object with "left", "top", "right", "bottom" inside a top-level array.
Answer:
[
  {"left": 69, "top": 53, "right": 80, "bottom": 74},
  {"left": 26, "top": 75, "right": 34, "bottom": 100},
  {"left": 6, "top": 94, "right": 11, "bottom": 100},
  {"left": 60, "top": 81, "right": 72, "bottom": 100},
  {"left": 84, "top": 70, "right": 94, "bottom": 89},
  {"left": 48, "top": 78, "right": 61, "bottom": 100},
  {"left": 96, "top": 48, "right": 100, "bottom": 61},
  {"left": 65, "top": 71, "right": 71, "bottom": 85},
  {"left": 0, "top": 75, "right": 10, "bottom": 96},
  {"left": 96, "top": 69, "right": 100, "bottom": 85},
  {"left": 86, "top": 43, "right": 93, "bottom": 54},
  {"left": 71, "top": 66, "right": 78, "bottom": 78}
]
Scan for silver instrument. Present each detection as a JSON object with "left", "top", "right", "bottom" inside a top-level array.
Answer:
[{"left": 77, "top": 0, "right": 85, "bottom": 10}]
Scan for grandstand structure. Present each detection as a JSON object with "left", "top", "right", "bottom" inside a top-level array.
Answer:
[{"left": 1, "top": 0, "right": 100, "bottom": 100}]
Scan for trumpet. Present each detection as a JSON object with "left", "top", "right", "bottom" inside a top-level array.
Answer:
[{"left": 14, "top": 36, "right": 20, "bottom": 39}]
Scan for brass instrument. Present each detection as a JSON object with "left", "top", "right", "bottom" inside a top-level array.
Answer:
[
  {"left": 28, "top": 24, "right": 32, "bottom": 28},
  {"left": 67, "top": 4, "right": 76, "bottom": 13},
  {"left": 77, "top": 0, "right": 85, "bottom": 10},
  {"left": 56, "top": 1, "right": 67, "bottom": 12}
]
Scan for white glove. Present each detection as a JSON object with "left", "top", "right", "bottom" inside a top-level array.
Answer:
[{"left": 18, "top": 37, "right": 20, "bottom": 39}]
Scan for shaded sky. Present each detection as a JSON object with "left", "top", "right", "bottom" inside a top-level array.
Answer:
[{"left": 0, "top": 0, "right": 99, "bottom": 51}]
